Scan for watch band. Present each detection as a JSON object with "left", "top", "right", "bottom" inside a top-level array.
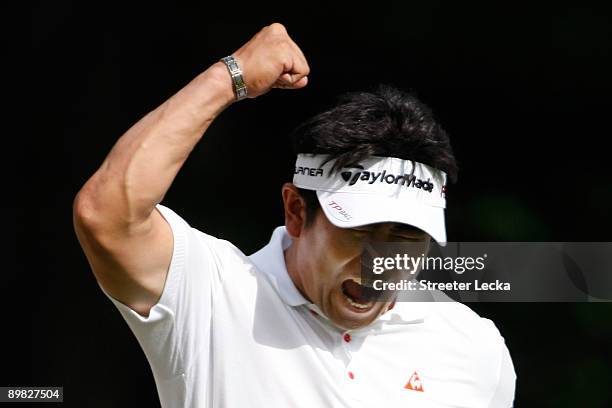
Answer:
[{"left": 221, "top": 55, "right": 248, "bottom": 101}]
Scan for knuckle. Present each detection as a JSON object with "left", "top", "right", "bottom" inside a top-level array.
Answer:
[
  {"left": 268, "top": 22, "right": 287, "bottom": 34},
  {"left": 297, "top": 58, "right": 310, "bottom": 74}
]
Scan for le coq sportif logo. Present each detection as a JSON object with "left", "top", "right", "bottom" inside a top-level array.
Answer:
[{"left": 340, "top": 164, "right": 435, "bottom": 192}]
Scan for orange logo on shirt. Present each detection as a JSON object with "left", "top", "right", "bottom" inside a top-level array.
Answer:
[{"left": 404, "top": 371, "right": 424, "bottom": 392}]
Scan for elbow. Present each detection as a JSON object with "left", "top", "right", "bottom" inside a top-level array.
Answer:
[
  {"left": 73, "top": 181, "right": 121, "bottom": 251},
  {"left": 73, "top": 183, "right": 102, "bottom": 235},
  {"left": 73, "top": 177, "right": 153, "bottom": 240}
]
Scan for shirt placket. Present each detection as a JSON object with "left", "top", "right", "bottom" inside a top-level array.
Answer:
[
  {"left": 338, "top": 329, "right": 363, "bottom": 405},
  {"left": 305, "top": 305, "right": 365, "bottom": 406}
]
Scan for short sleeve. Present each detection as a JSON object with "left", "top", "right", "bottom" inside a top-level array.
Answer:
[
  {"left": 488, "top": 337, "right": 517, "bottom": 407},
  {"left": 100, "top": 204, "right": 224, "bottom": 384}
]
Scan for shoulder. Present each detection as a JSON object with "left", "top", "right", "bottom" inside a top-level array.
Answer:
[
  {"left": 156, "top": 204, "right": 253, "bottom": 280},
  {"left": 392, "top": 291, "right": 511, "bottom": 359}
]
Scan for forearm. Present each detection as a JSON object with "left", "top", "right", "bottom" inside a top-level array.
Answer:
[{"left": 76, "top": 61, "right": 234, "bottom": 232}]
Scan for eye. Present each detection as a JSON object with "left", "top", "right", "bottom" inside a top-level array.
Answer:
[
  {"left": 350, "top": 227, "right": 374, "bottom": 238},
  {"left": 390, "top": 225, "right": 428, "bottom": 241},
  {"left": 352, "top": 226, "right": 374, "bottom": 232},
  {"left": 391, "top": 230, "right": 429, "bottom": 242},
  {"left": 393, "top": 234, "right": 424, "bottom": 242}
]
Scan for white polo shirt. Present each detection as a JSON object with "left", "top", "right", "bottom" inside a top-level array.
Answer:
[{"left": 104, "top": 205, "right": 516, "bottom": 408}]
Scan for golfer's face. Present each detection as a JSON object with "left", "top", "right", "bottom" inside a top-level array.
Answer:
[{"left": 299, "top": 211, "right": 430, "bottom": 330}]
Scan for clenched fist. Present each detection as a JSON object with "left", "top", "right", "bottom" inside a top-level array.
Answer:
[{"left": 231, "top": 23, "right": 310, "bottom": 98}]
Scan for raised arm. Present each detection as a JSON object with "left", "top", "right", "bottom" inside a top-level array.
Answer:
[{"left": 73, "top": 23, "right": 309, "bottom": 316}]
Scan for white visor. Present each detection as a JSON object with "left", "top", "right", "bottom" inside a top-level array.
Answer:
[{"left": 293, "top": 154, "right": 448, "bottom": 245}]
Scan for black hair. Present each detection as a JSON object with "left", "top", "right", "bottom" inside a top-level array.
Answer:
[{"left": 291, "top": 84, "right": 458, "bottom": 226}]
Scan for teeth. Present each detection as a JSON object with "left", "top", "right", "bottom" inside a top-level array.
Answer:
[
  {"left": 344, "top": 294, "right": 371, "bottom": 309},
  {"left": 348, "top": 277, "right": 373, "bottom": 289}
]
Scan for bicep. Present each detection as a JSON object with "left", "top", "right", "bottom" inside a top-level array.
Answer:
[{"left": 75, "top": 207, "right": 173, "bottom": 316}]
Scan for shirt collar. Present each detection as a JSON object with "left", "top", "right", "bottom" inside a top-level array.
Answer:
[
  {"left": 249, "top": 226, "right": 309, "bottom": 307},
  {"left": 249, "top": 226, "right": 430, "bottom": 324},
  {"left": 377, "top": 301, "right": 430, "bottom": 324}
]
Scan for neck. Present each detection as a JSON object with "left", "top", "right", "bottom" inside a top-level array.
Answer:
[{"left": 284, "top": 242, "right": 312, "bottom": 303}]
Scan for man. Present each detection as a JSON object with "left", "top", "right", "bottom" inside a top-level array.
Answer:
[{"left": 74, "top": 23, "right": 516, "bottom": 407}]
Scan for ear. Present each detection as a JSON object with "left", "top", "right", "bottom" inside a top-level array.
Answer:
[{"left": 281, "top": 183, "right": 307, "bottom": 238}]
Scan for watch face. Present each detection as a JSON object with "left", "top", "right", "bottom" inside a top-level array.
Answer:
[{"left": 237, "top": 88, "right": 248, "bottom": 99}]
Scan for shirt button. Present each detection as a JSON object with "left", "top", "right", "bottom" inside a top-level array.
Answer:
[
  {"left": 348, "top": 371, "right": 355, "bottom": 380},
  {"left": 343, "top": 333, "right": 351, "bottom": 343}
]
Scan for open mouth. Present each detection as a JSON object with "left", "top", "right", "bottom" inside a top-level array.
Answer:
[{"left": 341, "top": 278, "right": 380, "bottom": 311}]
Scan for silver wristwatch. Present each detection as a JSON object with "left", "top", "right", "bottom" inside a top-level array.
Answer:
[{"left": 221, "top": 55, "right": 248, "bottom": 101}]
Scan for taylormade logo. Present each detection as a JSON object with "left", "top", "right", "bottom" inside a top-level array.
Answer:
[{"left": 340, "top": 165, "right": 435, "bottom": 192}]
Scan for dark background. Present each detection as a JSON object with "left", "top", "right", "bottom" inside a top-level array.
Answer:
[{"left": 20, "top": 1, "right": 611, "bottom": 406}]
